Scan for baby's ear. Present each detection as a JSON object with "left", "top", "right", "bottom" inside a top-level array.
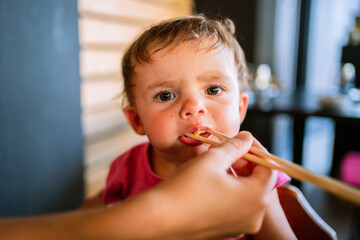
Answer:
[
  {"left": 239, "top": 92, "right": 249, "bottom": 123},
  {"left": 123, "top": 106, "right": 145, "bottom": 135}
]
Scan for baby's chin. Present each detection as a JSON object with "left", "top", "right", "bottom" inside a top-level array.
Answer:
[
  {"left": 150, "top": 140, "right": 211, "bottom": 164},
  {"left": 179, "top": 145, "right": 210, "bottom": 161},
  {"left": 162, "top": 145, "right": 209, "bottom": 162}
]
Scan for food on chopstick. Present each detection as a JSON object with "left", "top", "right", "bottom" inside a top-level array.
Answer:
[{"left": 193, "top": 130, "right": 207, "bottom": 136}]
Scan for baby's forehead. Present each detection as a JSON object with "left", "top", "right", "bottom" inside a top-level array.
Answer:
[
  {"left": 131, "top": 42, "right": 239, "bottom": 89},
  {"left": 131, "top": 42, "right": 235, "bottom": 78},
  {"left": 137, "top": 38, "right": 234, "bottom": 65}
]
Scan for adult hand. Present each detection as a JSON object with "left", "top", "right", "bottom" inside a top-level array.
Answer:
[{"left": 136, "top": 131, "right": 278, "bottom": 240}]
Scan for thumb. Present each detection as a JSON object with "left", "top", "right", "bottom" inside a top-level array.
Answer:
[{"left": 207, "top": 131, "right": 253, "bottom": 170}]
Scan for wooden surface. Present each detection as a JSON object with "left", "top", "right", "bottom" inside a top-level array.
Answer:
[{"left": 278, "top": 185, "right": 337, "bottom": 240}]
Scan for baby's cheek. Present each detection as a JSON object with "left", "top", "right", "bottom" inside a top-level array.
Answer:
[
  {"left": 216, "top": 113, "right": 240, "bottom": 135},
  {"left": 147, "top": 116, "right": 174, "bottom": 139},
  {"left": 226, "top": 109, "right": 242, "bottom": 129}
]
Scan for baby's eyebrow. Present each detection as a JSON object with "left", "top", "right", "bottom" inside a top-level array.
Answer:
[{"left": 146, "top": 80, "right": 175, "bottom": 91}]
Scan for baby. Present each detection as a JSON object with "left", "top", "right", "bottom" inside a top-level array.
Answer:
[{"left": 103, "top": 15, "right": 296, "bottom": 239}]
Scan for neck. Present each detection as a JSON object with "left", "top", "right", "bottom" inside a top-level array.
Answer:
[{"left": 149, "top": 146, "right": 189, "bottom": 178}]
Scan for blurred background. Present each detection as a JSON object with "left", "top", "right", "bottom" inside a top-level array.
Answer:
[{"left": 1, "top": 0, "right": 360, "bottom": 239}]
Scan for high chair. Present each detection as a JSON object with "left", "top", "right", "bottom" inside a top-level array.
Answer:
[
  {"left": 79, "top": 185, "right": 337, "bottom": 239},
  {"left": 277, "top": 185, "right": 337, "bottom": 240}
]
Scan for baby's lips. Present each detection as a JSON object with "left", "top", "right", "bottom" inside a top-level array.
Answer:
[{"left": 178, "top": 134, "right": 204, "bottom": 146}]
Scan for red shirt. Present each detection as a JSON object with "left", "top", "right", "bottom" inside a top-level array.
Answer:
[{"left": 103, "top": 142, "right": 161, "bottom": 203}]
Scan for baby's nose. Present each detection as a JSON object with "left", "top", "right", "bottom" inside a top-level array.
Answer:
[{"left": 180, "top": 98, "right": 207, "bottom": 119}]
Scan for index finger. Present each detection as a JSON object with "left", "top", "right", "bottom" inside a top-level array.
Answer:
[{"left": 252, "top": 137, "right": 269, "bottom": 153}]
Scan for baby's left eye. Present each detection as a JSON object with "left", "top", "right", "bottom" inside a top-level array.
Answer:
[{"left": 206, "top": 86, "right": 223, "bottom": 95}]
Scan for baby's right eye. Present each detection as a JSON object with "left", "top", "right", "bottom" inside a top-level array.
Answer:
[{"left": 155, "top": 91, "right": 175, "bottom": 102}]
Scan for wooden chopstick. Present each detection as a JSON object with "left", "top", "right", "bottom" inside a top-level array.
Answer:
[
  {"left": 187, "top": 129, "right": 360, "bottom": 205},
  {"left": 185, "top": 133, "right": 221, "bottom": 146},
  {"left": 184, "top": 133, "right": 283, "bottom": 171},
  {"left": 208, "top": 129, "right": 290, "bottom": 168}
]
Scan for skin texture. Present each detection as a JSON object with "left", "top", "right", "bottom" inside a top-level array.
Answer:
[
  {"left": 0, "top": 132, "right": 279, "bottom": 240},
  {"left": 123, "top": 39, "right": 296, "bottom": 239}
]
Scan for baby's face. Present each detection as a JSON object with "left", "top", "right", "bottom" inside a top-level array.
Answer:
[{"left": 125, "top": 40, "right": 248, "bottom": 162}]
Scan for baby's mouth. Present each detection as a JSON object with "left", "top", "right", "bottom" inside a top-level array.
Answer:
[{"left": 180, "top": 129, "right": 210, "bottom": 146}]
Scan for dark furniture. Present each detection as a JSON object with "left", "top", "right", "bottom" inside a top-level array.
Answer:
[{"left": 243, "top": 90, "right": 360, "bottom": 187}]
